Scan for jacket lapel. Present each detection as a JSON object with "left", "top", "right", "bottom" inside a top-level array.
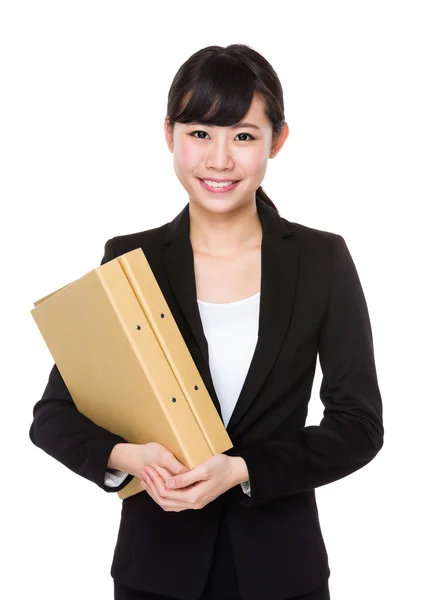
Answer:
[{"left": 162, "top": 196, "right": 299, "bottom": 437}]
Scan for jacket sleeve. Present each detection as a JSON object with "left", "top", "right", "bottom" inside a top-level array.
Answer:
[
  {"left": 226, "top": 234, "right": 384, "bottom": 508},
  {"left": 29, "top": 238, "right": 135, "bottom": 493}
]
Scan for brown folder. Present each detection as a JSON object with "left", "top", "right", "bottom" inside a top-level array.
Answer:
[{"left": 31, "top": 248, "right": 233, "bottom": 500}]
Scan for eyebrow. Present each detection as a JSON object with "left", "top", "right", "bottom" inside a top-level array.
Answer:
[{"left": 190, "top": 121, "right": 261, "bottom": 131}]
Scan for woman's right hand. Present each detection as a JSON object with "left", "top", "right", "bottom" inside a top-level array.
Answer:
[
  {"left": 133, "top": 442, "right": 189, "bottom": 483},
  {"left": 108, "top": 441, "right": 189, "bottom": 484}
]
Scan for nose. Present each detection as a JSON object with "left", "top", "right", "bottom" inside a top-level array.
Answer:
[{"left": 205, "top": 137, "right": 235, "bottom": 171}]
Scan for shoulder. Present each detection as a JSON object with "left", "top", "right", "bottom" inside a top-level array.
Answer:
[
  {"left": 281, "top": 216, "right": 342, "bottom": 252},
  {"left": 105, "top": 223, "right": 168, "bottom": 255}
]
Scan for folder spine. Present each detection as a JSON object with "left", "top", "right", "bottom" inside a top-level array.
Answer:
[
  {"left": 95, "top": 262, "right": 212, "bottom": 466},
  {"left": 118, "top": 251, "right": 233, "bottom": 456}
]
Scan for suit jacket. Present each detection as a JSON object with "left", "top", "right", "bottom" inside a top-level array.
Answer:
[{"left": 29, "top": 196, "right": 384, "bottom": 600}]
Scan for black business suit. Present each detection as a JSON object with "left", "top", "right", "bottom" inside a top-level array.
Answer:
[{"left": 29, "top": 196, "right": 384, "bottom": 600}]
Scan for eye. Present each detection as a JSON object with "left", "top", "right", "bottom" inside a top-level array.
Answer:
[
  {"left": 189, "top": 130, "right": 255, "bottom": 141},
  {"left": 190, "top": 130, "right": 209, "bottom": 139},
  {"left": 235, "top": 132, "right": 255, "bottom": 141}
]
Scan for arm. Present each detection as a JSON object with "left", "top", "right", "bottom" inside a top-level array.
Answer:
[
  {"left": 29, "top": 239, "right": 135, "bottom": 493},
  {"left": 104, "top": 442, "right": 143, "bottom": 487},
  {"left": 226, "top": 234, "right": 384, "bottom": 508}
]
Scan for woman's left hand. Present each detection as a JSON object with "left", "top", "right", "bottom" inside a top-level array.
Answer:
[{"left": 140, "top": 454, "right": 235, "bottom": 512}]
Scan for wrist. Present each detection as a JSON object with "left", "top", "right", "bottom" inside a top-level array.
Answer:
[
  {"left": 229, "top": 456, "right": 249, "bottom": 487},
  {"left": 107, "top": 442, "right": 137, "bottom": 474}
]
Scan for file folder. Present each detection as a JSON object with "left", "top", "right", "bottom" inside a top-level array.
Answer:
[{"left": 31, "top": 248, "right": 233, "bottom": 500}]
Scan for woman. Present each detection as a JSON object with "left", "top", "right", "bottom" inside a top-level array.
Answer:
[{"left": 30, "top": 44, "right": 384, "bottom": 600}]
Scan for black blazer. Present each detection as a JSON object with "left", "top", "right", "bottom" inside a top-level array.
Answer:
[{"left": 29, "top": 197, "right": 384, "bottom": 600}]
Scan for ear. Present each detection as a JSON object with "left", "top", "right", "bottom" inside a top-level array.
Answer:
[
  {"left": 164, "top": 117, "right": 174, "bottom": 153},
  {"left": 270, "top": 122, "right": 289, "bottom": 158}
]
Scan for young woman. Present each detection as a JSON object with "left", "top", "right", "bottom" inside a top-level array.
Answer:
[{"left": 30, "top": 44, "right": 384, "bottom": 600}]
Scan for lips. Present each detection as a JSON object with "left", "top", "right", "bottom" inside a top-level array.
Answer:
[
  {"left": 198, "top": 178, "right": 241, "bottom": 193},
  {"left": 199, "top": 179, "right": 240, "bottom": 183}
]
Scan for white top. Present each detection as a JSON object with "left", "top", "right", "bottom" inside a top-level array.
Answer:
[{"left": 105, "top": 291, "right": 260, "bottom": 497}]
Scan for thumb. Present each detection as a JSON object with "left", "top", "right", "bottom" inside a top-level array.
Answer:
[
  {"left": 167, "top": 465, "right": 200, "bottom": 489},
  {"left": 172, "top": 460, "right": 189, "bottom": 475},
  {"left": 162, "top": 450, "right": 188, "bottom": 476},
  {"left": 178, "top": 461, "right": 189, "bottom": 474},
  {"left": 166, "top": 473, "right": 183, "bottom": 488}
]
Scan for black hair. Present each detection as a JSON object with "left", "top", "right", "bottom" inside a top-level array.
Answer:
[{"left": 166, "top": 44, "right": 287, "bottom": 214}]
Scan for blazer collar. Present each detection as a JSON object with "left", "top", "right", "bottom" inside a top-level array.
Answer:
[{"left": 162, "top": 196, "right": 299, "bottom": 437}]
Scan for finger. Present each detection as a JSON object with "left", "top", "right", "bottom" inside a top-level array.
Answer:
[
  {"left": 160, "top": 450, "right": 189, "bottom": 476},
  {"left": 144, "top": 468, "right": 174, "bottom": 498},
  {"left": 153, "top": 465, "right": 173, "bottom": 481},
  {"left": 142, "top": 468, "right": 170, "bottom": 508},
  {"left": 144, "top": 468, "right": 197, "bottom": 510},
  {"left": 140, "top": 473, "right": 155, "bottom": 500},
  {"left": 165, "top": 466, "right": 205, "bottom": 490},
  {"left": 142, "top": 470, "right": 165, "bottom": 508}
]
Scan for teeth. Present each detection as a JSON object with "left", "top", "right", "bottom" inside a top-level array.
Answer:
[{"left": 203, "top": 179, "right": 236, "bottom": 188}]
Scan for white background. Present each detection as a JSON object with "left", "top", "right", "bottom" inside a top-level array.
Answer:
[{"left": 1, "top": 1, "right": 434, "bottom": 598}]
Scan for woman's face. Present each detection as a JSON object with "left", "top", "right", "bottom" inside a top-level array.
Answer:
[{"left": 165, "top": 93, "right": 288, "bottom": 213}]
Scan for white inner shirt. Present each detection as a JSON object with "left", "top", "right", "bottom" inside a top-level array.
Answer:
[
  {"left": 197, "top": 291, "right": 260, "bottom": 431},
  {"left": 196, "top": 291, "right": 261, "bottom": 497}
]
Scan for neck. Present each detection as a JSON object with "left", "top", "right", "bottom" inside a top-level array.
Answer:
[{"left": 189, "top": 197, "right": 262, "bottom": 257}]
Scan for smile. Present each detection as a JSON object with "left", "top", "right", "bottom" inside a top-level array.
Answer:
[{"left": 197, "top": 178, "right": 241, "bottom": 193}]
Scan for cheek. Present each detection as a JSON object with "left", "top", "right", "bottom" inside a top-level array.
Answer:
[
  {"left": 240, "top": 151, "right": 268, "bottom": 177},
  {"left": 175, "top": 140, "right": 202, "bottom": 170},
  {"left": 251, "top": 155, "right": 266, "bottom": 171},
  {"left": 236, "top": 140, "right": 270, "bottom": 173}
]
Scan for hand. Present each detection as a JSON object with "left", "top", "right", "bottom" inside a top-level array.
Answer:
[
  {"left": 132, "top": 442, "right": 190, "bottom": 482},
  {"left": 140, "top": 454, "right": 235, "bottom": 512},
  {"left": 107, "top": 441, "right": 190, "bottom": 483}
]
